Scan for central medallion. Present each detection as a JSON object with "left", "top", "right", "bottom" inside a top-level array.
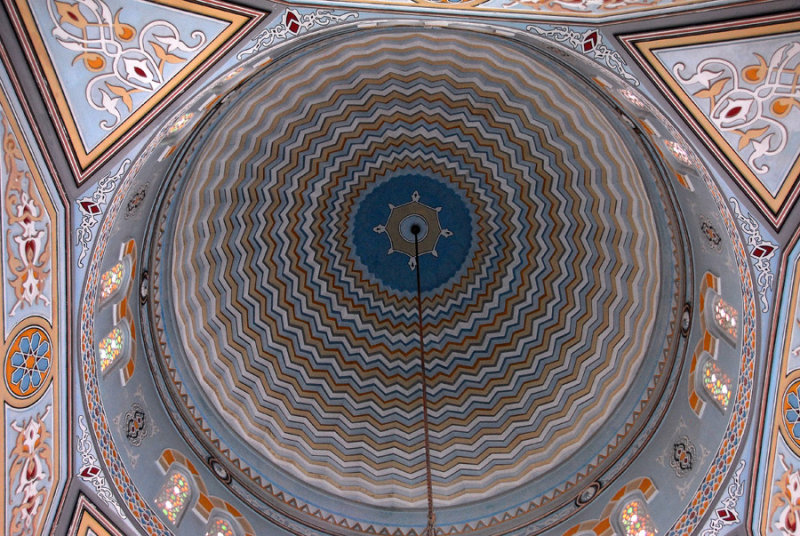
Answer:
[
  {"left": 373, "top": 190, "right": 453, "bottom": 270},
  {"left": 352, "top": 173, "right": 473, "bottom": 293}
]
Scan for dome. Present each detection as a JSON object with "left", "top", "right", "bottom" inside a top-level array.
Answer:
[
  {"left": 145, "top": 26, "right": 685, "bottom": 533},
  {"left": 83, "top": 18, "right": 752, "bottom": 536},
  {"left": 10, "top": 1, "right": 796, "bottom": 535}
]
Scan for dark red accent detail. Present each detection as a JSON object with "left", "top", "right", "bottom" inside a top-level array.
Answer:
[
  {"left": 752, "top": 244, "right": 774, "bottom": 258},
  {"left": 716, "top": 508, "right": 738, "bottom": 523},
  {"left": 583, "top": 31, "right": 598, "bottom": 52},
  {"left": 725, "top": 106, "right": 742, "bottom": 118},
  {"left": 80, "top": 466, "right": 100, "bottom": 478},
  {"left": 80, "top": 200, "right": 101, "bottom": 215},
  {"left": 285, "top": 11, "right": 301, "bottom": 34},
  {"left": 133, "top": 66, "right": 147, "bottom": 78},
  {"left": 68, "top": 12, "right": 79, "bottom": 21}
]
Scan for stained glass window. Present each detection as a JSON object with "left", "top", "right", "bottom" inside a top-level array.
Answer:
[
  {"left": 155, "top": 470, "right": 192, "bottom": 525},
  {"left": 168, "top": 112, "right": 194, "bottom": 134},
  {"left": 205, "top": 516, "right": 236, "bottom": 536},
  {"left": 621, "top": 89, "right": 646, "bottom": 109},
  {"left": 98, "top": 326, "right": 124, "bottom": 373},
  {"left": 620, "top": 499, "right": 656, "bottom": 536},
  {"left": 222, "top": 66, "right": 244, "bottom": 82},
  {"left": 713, "top": 296, "right": 738, "bottom": 339},
  {"left": 100, "top": 262, "right": 125, "bottom": 299},
  {"left": 702, "top": 358, "right": 731, "bottom": 410},
  {"left": 665, "top": 140, "right": 692, "bottom": 166}
]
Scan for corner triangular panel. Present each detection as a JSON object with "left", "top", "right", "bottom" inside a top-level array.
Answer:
[
  {"left": 8, "top": 0, "right": 263, "bottom": 182},
  {"left": 623, "top": 15, "right": 800, "bottom": 228}
]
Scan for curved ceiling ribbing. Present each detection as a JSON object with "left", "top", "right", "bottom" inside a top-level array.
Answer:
[{"left": 147, "top": 29, "right": 682, "bottom": 533}]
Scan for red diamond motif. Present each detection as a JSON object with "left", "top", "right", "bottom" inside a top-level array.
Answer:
[
  {"left": 583, "top": 31, "right": 598, "bottom": 52},
  {"left": 79, "top": 199, "right": 101, "bottom": 215},
  {"left": 752, "top": 244, "right": 774, "bottom": 258},
  {"left": 80, "top": 466, "right": 100, "bottom": 479},
  {"left": 716, "top": 508, "right": 738, "bottom": 523},
  {"left": 285, "top": 10, "right": 301, "bottom": 34}
]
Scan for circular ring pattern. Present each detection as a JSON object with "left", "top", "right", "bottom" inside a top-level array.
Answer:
[
  {"left": 5, "top": 326, "right": 52, "bottom": 399},
  {"left": 147, "top": 28, "right": 683, "bottom": 534},
  {"left": 399, "top": 215, "right": 428, "bottom": 242},
  {"left": 783, "top": 378, "right": 800, "bottom": 446}
]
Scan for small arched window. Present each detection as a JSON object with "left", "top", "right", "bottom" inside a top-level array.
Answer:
[
  {"left": 98, "top": 324, "right": 126, "bottom": 373},
  {"left": 99, "top": 261, "right": 126, "bottom": 301},
  {"left": 619, "top": 498, "right": 656, "bottom": 536},
  {"left": 712, "top": 295, "right": 738, "bottom": 342},
  {"left": 155, "top": 469, "right": 193, "bottom": 525},
  {"left": 204, "top": 514, "right": 239, "bottom": 536},
  {"left": 168, "top": 112, "right": 194, "bottom": 134},
  {"left": 701, "top": 357, "right": 732, "bottom": 411},
  {"left": 664, "top": 139, "right": 692, "bottom": 167},
  {"left": 704, "top": 288, "right": 739, "bottom": 345}
]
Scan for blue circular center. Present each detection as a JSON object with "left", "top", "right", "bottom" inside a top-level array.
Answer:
[
  {"left": 399, "top": 214, "right": 429, "bottom": 242},
  {"left": 353, "top": 174, "right": 473, "bottom": 293}
]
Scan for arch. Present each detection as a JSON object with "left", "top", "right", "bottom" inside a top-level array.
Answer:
[
  {"left": 157, "top": 449, "right": 208, "bottom": 497},
  {"left": 156, "top": 449, "right": 254, "bottom": 535},
  {"left": 97, "top": 238, "right": 138, "bottom": 383},
  {"left": 200, "top": 499, "right": 255, "bottom": 536},
  {"left": 563, "top": 478, "right": 657, "bottom": 536},
  {"left": 687, "top": 272, "right": 726, "bottom": 416}
]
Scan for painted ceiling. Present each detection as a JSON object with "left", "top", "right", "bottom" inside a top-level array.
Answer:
[
  {"left": 149, "top": 28, "right": 682, "bottom": 533},
  {"left": 0, "top": 1, "right": 799, "bottom": 536}
]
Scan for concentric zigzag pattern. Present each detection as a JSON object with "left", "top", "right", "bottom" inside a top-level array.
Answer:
[{"left": 152, "top": 30, "right": 675, "bottom": 530}]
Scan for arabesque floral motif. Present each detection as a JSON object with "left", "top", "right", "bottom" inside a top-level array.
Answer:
[
  {"left": 671, "top": 437, "right": 695, "bottom": 476},
  {"left": 77, "top": 415, "right": 126, "bottom": 518},
  {"left": 237, "top": 8, "right": 358, "bottom": 60},
  {"left": 3, "top": 117, "right": 51, "bottom": 316},
  {"left": 773, "top": 455, "right": 800, "bottom": 535},
  {"left": 672, "top": 42, "right": 800, "bottom": 176},
  {"left": 730, "top": 197, "right": 776, "bottom": 313},
  {"left": 700, "top": 460, "right": 745, "bottom": 536},
  {"left": 8, "top": 406, "right": 52, "bottom": 535},
  {"left": 505, "top": 0, "right": 656, "bottom": 11},
  {"left": 527, "top": 26, "right": 639, "bottom": 86},
  {"left": 76, "top": 158, "right": 128, "bottom": 267},
  {"left": 46, "top": 0, "right": 207, "bottom": 130}
]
